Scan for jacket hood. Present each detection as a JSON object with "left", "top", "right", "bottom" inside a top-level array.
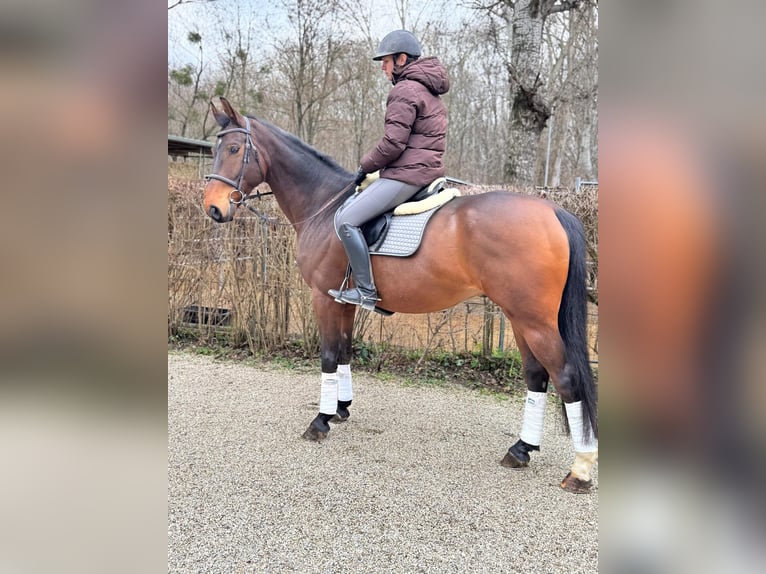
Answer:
[{"left": 396, "top": 57, "right": 450, "bottom": 95}]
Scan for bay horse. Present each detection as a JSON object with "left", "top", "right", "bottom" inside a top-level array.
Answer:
[{"left": 203, "top": 97, "right": 598, "bottom": 493}]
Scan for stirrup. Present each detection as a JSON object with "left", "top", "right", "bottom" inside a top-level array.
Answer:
[
  {"left": 329, "top": 287, "right": 380, "bottom": 311},
  {"left": 328, "top": 288, "right": 346, "bottom": 304},
  {"left": 356, "top": 292, "right": 381, "bottom": 311}
]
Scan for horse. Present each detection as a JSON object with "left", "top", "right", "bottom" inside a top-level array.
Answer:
[{"left": 202, "top": 97, "right": 598, "bottom": 493}]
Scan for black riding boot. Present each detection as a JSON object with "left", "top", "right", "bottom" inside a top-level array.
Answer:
[{"left": 329, "top": 223, "right": 380, "bottom": 310}]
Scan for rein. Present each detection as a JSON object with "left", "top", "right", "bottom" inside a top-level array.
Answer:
[{"left": 244, "top": 181, "right": 355, "bottom": 227}]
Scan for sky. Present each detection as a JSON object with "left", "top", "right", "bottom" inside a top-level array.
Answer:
[{"left": 168, "top": 0, "right": 478, "bottom": 69}]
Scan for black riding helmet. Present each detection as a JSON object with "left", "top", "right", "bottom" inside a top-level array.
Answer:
[{"left": 372, "top": 30, "right": 422, "bottom": 61}]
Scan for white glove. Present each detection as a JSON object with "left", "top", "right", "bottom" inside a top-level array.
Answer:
[{"left": 356, "top": 170, "right": 380, "bottom": 193}]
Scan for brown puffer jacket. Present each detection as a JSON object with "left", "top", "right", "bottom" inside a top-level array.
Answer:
[{"left": 360, "top": 57, "right": 450, "bottom": 187}]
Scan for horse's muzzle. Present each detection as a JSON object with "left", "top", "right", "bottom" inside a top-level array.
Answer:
[{"left": 208, "top": 204, "right": 225, "bottom": 222}]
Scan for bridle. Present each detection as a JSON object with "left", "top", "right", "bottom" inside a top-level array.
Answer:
[
  {"left": 204, "top": 116, "right": 271, "bottom": 206},
  {"left": 204, "top": 114, "right": 356, "bottom": 227}
]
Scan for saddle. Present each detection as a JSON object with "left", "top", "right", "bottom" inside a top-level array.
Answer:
[
  {"left": 354, "top": 177, "right": 457, "bottom": 247},
  {"left": 334, "top": 177, "right": 461, "bottom": 316}
]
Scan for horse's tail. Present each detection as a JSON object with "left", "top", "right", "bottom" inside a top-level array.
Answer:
[{"left": 554, "top": 206, "right": 598, "bottom": 440}]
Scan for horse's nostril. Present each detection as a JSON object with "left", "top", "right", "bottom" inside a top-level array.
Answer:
[{"left": 209, "top": 205, "right": 223, "bottom": 222}]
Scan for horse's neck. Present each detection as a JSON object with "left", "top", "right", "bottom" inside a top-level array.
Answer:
[{"left": 259, "top": 126, "right": 349, "bottom": 227}]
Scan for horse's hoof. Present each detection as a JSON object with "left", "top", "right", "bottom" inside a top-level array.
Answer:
[
  {"left": 330, "top": 405, "right": 350, "bottom": 423},
  {"left": 302, "top": 425, "right": 328, "bottom": 441},
  {"left": 560, "top": 472, "right": 593, "bottom": 494},
  {"left": 302, "top": 417, "right": 330, "bottom": 441},
  {"left": 501, "top": 439, "right": 537, "bottom": 469},
  {"left": 500, "top": 450, "right": 528, "bottom": 469}
]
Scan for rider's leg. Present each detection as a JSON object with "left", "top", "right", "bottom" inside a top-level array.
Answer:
[
  {"left": 331, "top": 223, "right": 379, "bottom": 309},
  {"left": 329, "top": 178, "right": 419, "bottom": 309}
]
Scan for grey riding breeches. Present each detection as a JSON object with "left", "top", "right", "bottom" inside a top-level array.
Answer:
[{"left": 334, "top": 177, "right": 421, "bottom": 229}]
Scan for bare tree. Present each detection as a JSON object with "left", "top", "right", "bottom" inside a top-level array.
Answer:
[
  {"left": 542, "top": 0, "right": 597, "bottom": 186},
  {"left": 168, "top": 32, "right": 206, "bottom": 137},
  {"left": 168, "top": 0, "right": 596, "bottom": 186},
  {"left": 474, "top": 0, "right": 584, "bottom": 186},
  {"left": 571, "top": 0, "right": 598, "bottom": 181},
  {"left": 168, "top": 0, "right": 217, "bottom": 11},
  {"left": 276, "top": 0, "right": 352, "bottom": 144}
]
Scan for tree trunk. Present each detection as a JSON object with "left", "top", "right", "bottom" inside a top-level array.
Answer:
[
  {"left": 550, "top": 104, "right": 569, "bottom": 187},
  {"left": 573, "top": 0, "right": 597, "bottom": 182},
  {"left": 576, "top": 105, "right": 595, "bottom": 180},
  {"left": 504, "top": 0, "right": 550, "bottom": 186}
]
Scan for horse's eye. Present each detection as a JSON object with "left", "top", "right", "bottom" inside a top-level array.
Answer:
[{"left": 229, "top": 145, "right": 240, "bottom": 154}]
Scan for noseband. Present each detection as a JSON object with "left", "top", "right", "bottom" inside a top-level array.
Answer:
[{"left": 205, "top": 116, "right": 268, "bottom": 205}]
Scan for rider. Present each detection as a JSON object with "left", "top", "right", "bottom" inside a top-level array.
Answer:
[{"left": 329, "top": 29, "right": 450, "bottom": 310}]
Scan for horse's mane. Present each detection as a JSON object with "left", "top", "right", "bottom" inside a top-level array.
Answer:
[
  {"left": 249, "top": 116, "right": 350, "bottom": 177},
  {"left": 248, "top": 115, "right": 356, "bottom": 211}
]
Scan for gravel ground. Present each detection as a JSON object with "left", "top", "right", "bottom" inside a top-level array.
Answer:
[{"left": 168, "top": 352, "right": 598, "bottom": 574}]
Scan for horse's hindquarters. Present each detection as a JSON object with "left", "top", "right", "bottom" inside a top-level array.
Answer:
[{"left": 371, "top": 193, "right": 569, "bottom": 317}]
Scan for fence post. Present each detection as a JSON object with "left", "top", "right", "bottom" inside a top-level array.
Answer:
[
  {"left": 482, "top": 297, "right": 494, "bottom": 357},
  {"left": 498, "top": 314, "right": 505, "bottom": 354},
  {"left": 544, "top": 114, "right": 554, "bottom": 188}
]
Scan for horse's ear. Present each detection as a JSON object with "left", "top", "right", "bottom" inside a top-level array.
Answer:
[
  {"left": 210, "top": 100, "right": 229, "bottom": 128},
  {"left": 219, "top": 97, "right": 246, "bottom": 128}
]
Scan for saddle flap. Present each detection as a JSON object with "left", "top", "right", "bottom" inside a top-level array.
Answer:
[{"left": 361, "top": 212, "right": 392, "bottom": 246}]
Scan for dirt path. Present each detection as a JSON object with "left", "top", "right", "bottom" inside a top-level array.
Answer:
[{"left": 168, "top": 352, "right": 598, "bottom": 573}]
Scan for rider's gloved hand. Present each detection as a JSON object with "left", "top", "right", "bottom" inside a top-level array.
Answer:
[{"left": 353, "top": 167, "right": 367, "bottom": 187}]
